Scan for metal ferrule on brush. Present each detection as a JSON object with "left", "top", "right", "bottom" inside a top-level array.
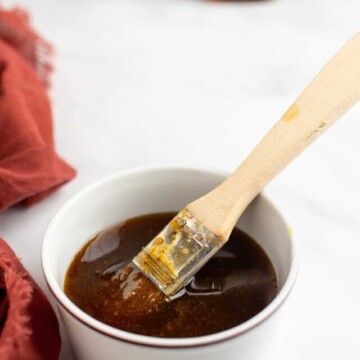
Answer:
[{"left": 132, "top": 209, "right": 223, "bottom": 298}]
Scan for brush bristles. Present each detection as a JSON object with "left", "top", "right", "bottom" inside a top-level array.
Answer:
[{"left": 133, "top": 209, "right": 223, "bottom": 297}]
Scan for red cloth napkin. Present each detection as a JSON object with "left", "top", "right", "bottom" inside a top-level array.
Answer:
[
  {"left": 0, "top": 7, "right": 76, "bottom": 212},
  {"left": 0, "top": 239, "right": 61, "bottom": 359}
]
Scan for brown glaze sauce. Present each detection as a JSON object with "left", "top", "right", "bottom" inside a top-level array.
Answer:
[{"left": 65, "top": 213, "right": 277, "bottom": 338}]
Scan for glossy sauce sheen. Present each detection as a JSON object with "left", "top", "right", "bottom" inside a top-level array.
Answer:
[{"left": 65, "top": 213, "right": 277, "bottom": 338}]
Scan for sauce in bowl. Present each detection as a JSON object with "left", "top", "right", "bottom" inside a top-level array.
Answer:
[{"left": 65, "top": 212, "right": 277, "bottom": 338}]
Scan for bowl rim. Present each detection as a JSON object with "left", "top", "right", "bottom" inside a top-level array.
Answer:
[{"left": 42, "top": 165, "right": 299, "bottom": 349}]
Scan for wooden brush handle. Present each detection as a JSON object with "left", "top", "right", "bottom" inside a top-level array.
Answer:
[{"left": 187, "top": 33, "right": 360, "bottom": 240}]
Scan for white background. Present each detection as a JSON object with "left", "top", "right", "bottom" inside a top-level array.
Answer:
[{"left": 1, "top": 0, "right": 360, "bottom": 359}]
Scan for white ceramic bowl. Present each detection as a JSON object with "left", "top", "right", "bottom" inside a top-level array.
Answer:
[{"left": 42, "top": 166, "right": 298, "bottom": 360}]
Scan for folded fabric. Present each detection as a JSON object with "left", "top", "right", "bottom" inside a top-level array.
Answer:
[
  {"left": 0, "top": 238, "right": 61, "bottom": 359},
  {"left": 0, "top": 7, "right": 76, "bottom": 212}
]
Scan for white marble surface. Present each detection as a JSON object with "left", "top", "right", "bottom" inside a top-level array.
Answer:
[{"left": 1, "top": 0, "right": 360, "bottom": 359}]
